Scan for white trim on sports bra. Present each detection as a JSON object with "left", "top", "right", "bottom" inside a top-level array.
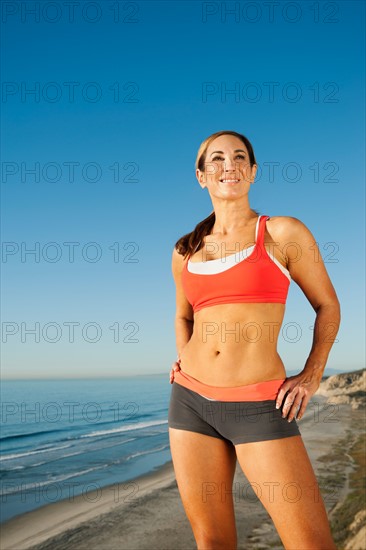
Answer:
[
  {"left": 187, "top": 215, "right": 260, "bottom": 274},
  {"left": 187, "top": 215, "right": 291, "bottom": 281},
  {"left": 265, "top": 251, "right": 291, "bottom": 281}
]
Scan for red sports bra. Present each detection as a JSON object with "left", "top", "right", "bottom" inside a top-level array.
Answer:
[{"left": 181, "top": 215, "right": 291, "bottom": 313}]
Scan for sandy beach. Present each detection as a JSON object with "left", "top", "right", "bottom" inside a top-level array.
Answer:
[{"left": 1, "top": 389, "right": 365, "bottom": 550}]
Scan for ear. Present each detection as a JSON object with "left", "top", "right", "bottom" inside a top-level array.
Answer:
[
  {"left": 196, "top": 168, "right": 206, "bottom": 189},
  {"left": 251, "top": 164, "right": 258, "bottom": 182}
]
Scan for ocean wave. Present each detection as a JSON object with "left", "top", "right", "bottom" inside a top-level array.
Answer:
[
  {"left": 0, "top": 414, "right": 155, "bottom": 445},
  {"left": 0, "top": 443, "right": 72, "bottom": 461},
  {"left": 0, "top": 465, "right": 110, "bottom": 496},
  {"left": 79, "top": 419, "right": 168, "bottom": 439},
  {"left": 125, "top": 443, "right": 170, "bottom": 461},
  {"left": 0, "top": 428, "right": 66, "bottom": 443},
  {"left": 0, "top": 435, "right": 139, "bottom": 464}
]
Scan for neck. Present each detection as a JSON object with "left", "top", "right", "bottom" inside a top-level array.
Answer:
[{"left": 211, "top": 200, "right": 256, "bottom": 235}]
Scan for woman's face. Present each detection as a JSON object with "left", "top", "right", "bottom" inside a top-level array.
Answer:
[{"left": 196, "top": 134, "right": 257, "bottom": 197}]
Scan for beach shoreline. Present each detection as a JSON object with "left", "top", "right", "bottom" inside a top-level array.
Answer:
[
  {"left": 0, "top": 460, "right": 177, "bottom": 550},
  {"left": 1, "top": 394, "right": 364, "bottom": 550}
]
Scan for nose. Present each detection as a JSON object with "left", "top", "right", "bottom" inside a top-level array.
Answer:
[
  {"left": 223, "top": 158, "right": 237, "bottom": 171},
  {"left": 220, "top": 158, "right": 240, "bottom": 179}
]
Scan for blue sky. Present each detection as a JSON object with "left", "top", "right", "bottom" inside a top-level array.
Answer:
[{"left": 1, "top": 0, "right": 365, "bottom": 379}]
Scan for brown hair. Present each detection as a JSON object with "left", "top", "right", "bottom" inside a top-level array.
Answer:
[{"left": 175, "top": 130, "right": 261, "bottom": 260}]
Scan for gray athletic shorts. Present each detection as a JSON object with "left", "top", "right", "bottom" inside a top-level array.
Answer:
[{"left": 168, "top": 381, "right": 301, "bottom": 445}]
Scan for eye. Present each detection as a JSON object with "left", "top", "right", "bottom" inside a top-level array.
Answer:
[{"left": 211, "top": 154, "right": 246, "bottom": 161}]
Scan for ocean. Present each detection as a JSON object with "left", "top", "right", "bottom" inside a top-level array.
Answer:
[{"left": 0, "top": 375, "right": 172, "bottom": 524}]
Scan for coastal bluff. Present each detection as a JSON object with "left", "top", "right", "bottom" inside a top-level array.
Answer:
[{"left": 317, "top": 368, "right": 366, "bottom": 410}]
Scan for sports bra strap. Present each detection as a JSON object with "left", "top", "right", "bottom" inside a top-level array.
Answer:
[{"left": 257, "top": 215, "right": 270, "bottom": 247}]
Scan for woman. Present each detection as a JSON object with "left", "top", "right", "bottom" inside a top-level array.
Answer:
[{"left": 168, "top": 130, "right": 340, "bottom": 550}]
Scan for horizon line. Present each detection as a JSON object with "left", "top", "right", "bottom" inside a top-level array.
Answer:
[{"left": 1, "top": 367, "right": 364, "bottom": 382}]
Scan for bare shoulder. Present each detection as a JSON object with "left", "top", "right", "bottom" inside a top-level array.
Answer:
[
  {"left": 171, "top": 246, "right": 187, "bottom": 281},
  {"left": 171, "top": 246, "right": 194, "bottom": 320},
  {"left": 266, "top": 215, "right": 315, "bottom": 242},
  {"left": 172, "top": 245, "right": 186, "bottom": 265},
  {"left": 267, "top": 216, "right": 339, "bottom": 310}
]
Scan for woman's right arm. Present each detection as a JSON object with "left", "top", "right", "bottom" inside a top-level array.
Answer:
[{"left": 171, "top": 247, "right": 194, "bottom": 358}]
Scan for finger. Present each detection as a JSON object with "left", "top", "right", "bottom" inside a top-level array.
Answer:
[
  {"left": 296, "top": 395, "right": 310, "bottom": 420},
  {"left": 281, "top": 393, "right": 297, "bottom": 418},
  {"left": 284, "top": 391, "right": 305, "bottom": 421},
  {"left": 275, "top": 384, "right": 290, "bottom": 409},
  {"left": 170, "top": 365, "right": 179, "bottom": 384},
  {"left": 286, "top": 399, "right": 302, "bottom": 422}
]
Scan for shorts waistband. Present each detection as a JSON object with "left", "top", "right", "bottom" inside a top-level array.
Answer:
[{"left": 172, "top": 367, "right": 285, "bottom": 402}]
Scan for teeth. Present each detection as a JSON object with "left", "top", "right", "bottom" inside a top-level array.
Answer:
[{"left": 221, "top": 179, "right": 239, "bottom": 182}]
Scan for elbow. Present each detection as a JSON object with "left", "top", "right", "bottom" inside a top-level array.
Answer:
[
  {"left": 316, "top": 299, "right": 341, "bottom": 318},
  {"left": 332, "top": 300, "right": 341, "bottom": 323},
  {"left": 332, "top": 297, "right": 341, "bottom": 316},
  {"left": 336, "top": 299, "right": 341, "bottom": 322}
]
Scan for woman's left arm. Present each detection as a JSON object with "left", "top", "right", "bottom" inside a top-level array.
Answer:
[{"left": 274, "top": 216, "right": 341, "bottom": 421}]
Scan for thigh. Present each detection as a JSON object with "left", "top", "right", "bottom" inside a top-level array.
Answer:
[
  {"left": 169, "top": 427, "right": 238, "bottom": 546},
  {"left": 234, "top": 435, "right": 337, "bottom": 549}
]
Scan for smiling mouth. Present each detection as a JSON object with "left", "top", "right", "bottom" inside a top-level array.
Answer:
[{"left": 220, "top": 179, "right": 240, "bottom": 183}]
